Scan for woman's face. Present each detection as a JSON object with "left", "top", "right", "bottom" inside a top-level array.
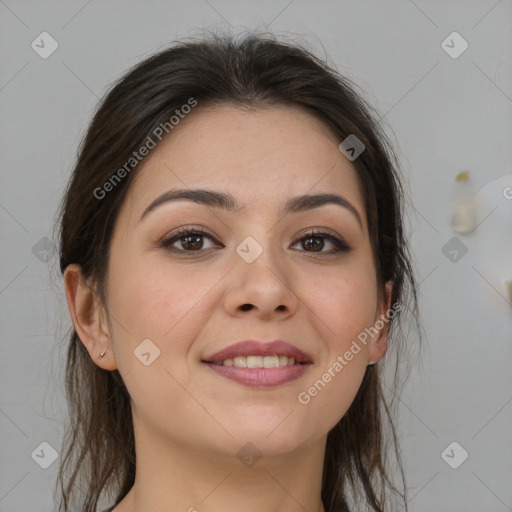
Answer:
[{"left": 96, "top": 104, "right": 390, "bottom": 461}]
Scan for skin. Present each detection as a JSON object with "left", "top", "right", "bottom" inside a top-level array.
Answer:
[{"left": 64, "top": 104, "right": 392, "bottom": 512}]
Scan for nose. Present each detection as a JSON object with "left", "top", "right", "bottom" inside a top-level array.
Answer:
[{"left": 223, "top": 240, "right": 299, "bottom": 320}]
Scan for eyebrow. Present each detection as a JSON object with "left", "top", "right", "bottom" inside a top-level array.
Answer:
[{"left": 138, "top": 188, "right": 363, "bottom": 230}]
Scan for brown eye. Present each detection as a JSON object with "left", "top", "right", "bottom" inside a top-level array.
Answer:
[
  {"left": 161, "top": 227, "right": 219, "bottom": 253},
  {"left": 179, "top": 234, "right": 204, "bottom": 250},
  {"left": 292, "top": 230, "right": 351, "bottom": 254},
  {"left": 301, "top": 236, "right": 324, "bottom": 252}
]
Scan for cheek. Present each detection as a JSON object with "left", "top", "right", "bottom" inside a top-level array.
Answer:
[
  {"left": 305, "top": 255, "right": 377, "bottom": 349},
  {"left": 105, "top": 255, "right": 217, "bottom": 413},
  {"left": 107, "top": 253, "right": 219, "bottom": 354},
  {"left": 297, "top": 257, "right": 376, "bottom": 424}
]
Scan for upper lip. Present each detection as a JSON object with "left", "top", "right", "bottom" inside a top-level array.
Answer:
[{"left": 202, "top": 340, "right": 314, "bottom": 364}]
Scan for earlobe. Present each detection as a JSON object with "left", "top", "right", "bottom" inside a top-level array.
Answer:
[{"left": 63, "top": 264, "right": 117, "bottom": 370}]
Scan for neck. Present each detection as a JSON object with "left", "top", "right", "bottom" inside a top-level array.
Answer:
[{"left": 113, "top": 417, "right": 327, "bottom": 512}]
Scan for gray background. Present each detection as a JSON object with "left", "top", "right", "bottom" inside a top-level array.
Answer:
[{"left": 1, "top": 1, "right": 511, "bottom": 511}]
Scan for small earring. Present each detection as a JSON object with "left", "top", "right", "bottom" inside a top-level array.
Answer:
[
  {"left": 98, "top": 348, "right": 108, "bottom": 359},
  {"left": 367, "top": 360, "right": 376, "bottom": 366}
]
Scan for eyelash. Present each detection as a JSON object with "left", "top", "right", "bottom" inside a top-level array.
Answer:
[{"left": 160, "top": 226, "right": 351, "bottom": 256}]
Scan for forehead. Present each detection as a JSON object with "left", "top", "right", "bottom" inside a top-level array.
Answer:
[{"left": 124, "top": 104, "right": 365, "bottom": 222}]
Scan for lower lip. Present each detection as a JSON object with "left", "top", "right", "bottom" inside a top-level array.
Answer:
[{"left": 202, "top": 362, "right": 312, "bottom": 388}]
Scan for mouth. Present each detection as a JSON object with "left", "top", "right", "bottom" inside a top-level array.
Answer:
[
  {"left": 201, "top": 340, "right": 313, "bottom": 388},
  {"left": 202, "top": 339, "right": 313, "bottom": 364},
  {"left": 204, "top": 355, "right": 309, "bottom": 368}
]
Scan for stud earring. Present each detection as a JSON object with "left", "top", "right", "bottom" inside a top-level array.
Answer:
[{"left": 98, "top": 348, "right": 107, "bottom": 359}]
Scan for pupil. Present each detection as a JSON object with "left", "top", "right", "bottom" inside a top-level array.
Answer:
[
  {"left": 304, "top": 237, "right": 323, "bottom": 251},
  {"left": 183, "top": 235, "right": 202, "bottom": 250}
]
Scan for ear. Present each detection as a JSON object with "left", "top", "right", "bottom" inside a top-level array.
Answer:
[
  {"left": 368, "top": 281, "right": 394, "bottom": 365},
  {"left": 63, "top": 264, "right": 118, "bottom": 371}
]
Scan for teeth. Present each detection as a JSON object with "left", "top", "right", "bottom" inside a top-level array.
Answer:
[
  {"left": 233, "top": 356, "right": 247, "bottom": 367},
  {"left": 217, "top": 355, "right": 298, "bottom": 368},
  {"left": 278, "top": 355, "right": 288, "bottom": 366},
  {"left": 247, "top": 356, "right": 263, "bottom": 368}
]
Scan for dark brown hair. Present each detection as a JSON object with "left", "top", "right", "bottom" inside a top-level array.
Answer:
[{"left": 54, "top": 30, "right": 422, "bottom": 512}]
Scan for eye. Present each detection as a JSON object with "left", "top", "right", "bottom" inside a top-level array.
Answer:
[
  {"left": 160, "top": 227, "right": 221, "bottom": 253},
  {"left": 291, "top": 229, "right": 351, "bottom": 254},
  {"left": 160, "top": 227, "right": 351, "bottom": 255}
]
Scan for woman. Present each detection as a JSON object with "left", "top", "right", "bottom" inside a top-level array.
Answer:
[{"left": 55, "top": 31, "right": 421, "bottom": 512}]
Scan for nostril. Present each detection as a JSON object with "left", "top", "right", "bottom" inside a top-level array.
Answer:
[{"left": 240, "top": 304, "right": 253, "bottom": 311}]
